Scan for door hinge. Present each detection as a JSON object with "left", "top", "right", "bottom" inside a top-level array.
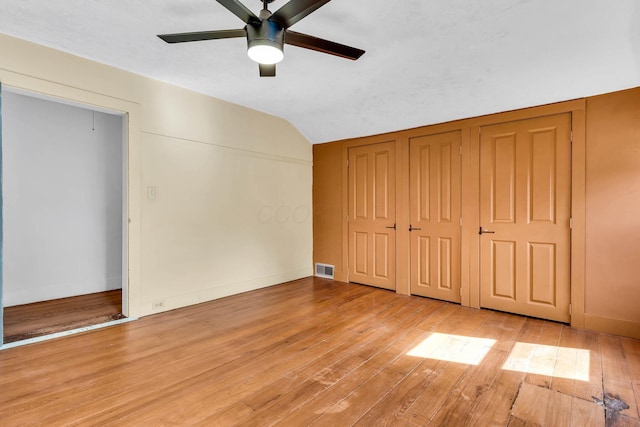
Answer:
[
  {"left": 569, "top": 304, "right": 572, "bottom": 315},
  {"left": 569, "top": 218, "right": 573, "bottom": 229},
  {"left": 460, "top": 217, "right": 463, "bottom": 227},
  {"left": 460, "top": 145, "right": 462, "bottom": 155},
  {"left": 570, "top": 131, "right": 573, "bottom": 143},
  {"left": 347, "top": 159, "right": 349, "bottom": 168}
]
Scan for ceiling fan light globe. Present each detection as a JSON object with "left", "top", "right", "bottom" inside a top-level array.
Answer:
[{"left": 247, "top": 44, "right": 283, "bottom": 64}]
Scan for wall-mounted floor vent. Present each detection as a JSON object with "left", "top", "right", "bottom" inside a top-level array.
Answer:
[{"left": 315, "top": 263, "right": 335, "bottom": 279}]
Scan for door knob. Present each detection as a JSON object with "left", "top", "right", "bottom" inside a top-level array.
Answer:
[
  {"left": 409, "top": 224, "right": 422, "bottom": 231},
  {"left": 479, "top": 226, "right": 495, "bottom": 235},
  {"left": 385, "top": 224, "right": 396, "bottom": 230}
]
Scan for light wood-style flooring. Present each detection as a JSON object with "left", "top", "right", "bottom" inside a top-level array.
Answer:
[
  {"left": 3, "top": 290, "right": 123, "bottom": 343},
  {"left": 0, "top": 278, "right": 638, "bottom": 426}
]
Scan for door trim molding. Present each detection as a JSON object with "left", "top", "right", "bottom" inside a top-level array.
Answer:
[
  {"left": 569, "top": 107, "right": 586, "bottom": 329},
  {"left": 0, "top": 71, "right": 142, "bottom": 323},
  {"left": 341, "top": 136, "right": 399, "bottom": 288}
]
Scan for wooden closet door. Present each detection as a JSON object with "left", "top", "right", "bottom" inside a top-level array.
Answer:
[
  {"left": 409, "top": 131, "right": 461, "bottom": 302},
  {"left": 348, "top": 142, "right": 396, "bottom": 290},
  {"left": 479, "top": 114, "right": 571, "bottom": 322}
]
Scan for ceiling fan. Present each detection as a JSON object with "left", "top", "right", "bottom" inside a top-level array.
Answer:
[{"left": 158, "top": 0, "right": 365, "bottom": 77}]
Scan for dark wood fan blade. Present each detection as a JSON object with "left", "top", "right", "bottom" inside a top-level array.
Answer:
[
  {"left": 270, "top": 0, "right": 332, "bottom": 28},
  {"left": 215, "top": 0, "right": 260, "bottom": 24},
  {"left": 158, "top": 29, "right": 246, "bottom": 43},
  {"left": 259, "top": 63, "right": 276, "bottom": 77},
  {"left": 285, "top": 31, "right": 364, "bottom": 60}
]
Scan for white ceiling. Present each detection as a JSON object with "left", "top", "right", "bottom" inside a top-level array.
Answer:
[{"left": 1, "top": 0, "right": 639, "bottom": 143}]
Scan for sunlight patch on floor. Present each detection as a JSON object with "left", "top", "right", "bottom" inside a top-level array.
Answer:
[
  {"left": 407, "top": 332, "right": 496, "bottom": 365},
  {"left": 502, "top": 342, "right": 590, "bottom": 381}
]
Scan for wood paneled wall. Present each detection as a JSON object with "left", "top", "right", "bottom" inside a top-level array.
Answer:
[
  {"left": 313, "top": 86, "right": 640, "bottom": 339},
  {"left": 313, "top": 142, "right": 345, "bottom": 280},
  {"left": 584, "top": 87, "right": 640, "bottom": 336}
]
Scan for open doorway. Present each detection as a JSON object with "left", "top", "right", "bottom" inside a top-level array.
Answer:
[{"left": 1, "top": 89, "right": 127, "bottom": 344}]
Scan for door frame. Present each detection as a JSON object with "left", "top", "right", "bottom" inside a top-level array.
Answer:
[
  {"left": 342, "top": 137, "right": 400, "bottom": 290},
  {"left": 463, "top": 101, "right": 586, "bottom": 328},
  {"left": 0, "top": 83, "right": 4, "bottom": 341},
  {"left": 476, "top": 113, "right": 572, "bottom": 322},
  {"left": 337, "top": 99, "right": 586, "bottom": 329},
  {"left": 0, "top": 75, "right": 142, "bottom": 346},
  {"left": 407, "top": 130, "right": 463, "bottom": 302},
  {"left": 346, "top": 142, "right": 397, "bottom": 290}
]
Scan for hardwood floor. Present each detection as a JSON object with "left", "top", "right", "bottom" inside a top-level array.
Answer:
[
  {"left": 3, "top": 290, "right": 123, "bottom": 343},
  {"left": 0, "top": 277, "right": 638, "bottom": 426}
]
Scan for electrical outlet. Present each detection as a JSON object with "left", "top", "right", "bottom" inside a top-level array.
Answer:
[{"left": 152, "top": 300, "right": 165, "bottom": 310}]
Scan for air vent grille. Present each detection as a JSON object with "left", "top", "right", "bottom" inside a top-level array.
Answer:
[{"left": 315, "top": 263, "right": 335, "bottom": 279}]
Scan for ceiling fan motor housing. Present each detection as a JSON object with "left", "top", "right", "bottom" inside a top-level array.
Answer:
[{"left": 246, "top": 19, "right": 285, "bottom": 63}]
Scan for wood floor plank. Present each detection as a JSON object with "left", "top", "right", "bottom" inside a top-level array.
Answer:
[
  {"left": 300, "top": 329, "right": 432, "bottom": 425},
  {"left": 3, "top": 290, "right": 123, "bottom": 342},
  {"left": 512, "top": 382, "right": 604, "bottom": 427},
  {"left": 240, "top": 333, "right": 423, "bottom": 425},
  {"left": 5, "top": 280, "right": 358, "bottom": 422},
  {"left": 228, "top": 297, "right": 436, "bottom": 426},
  {"left": 551, "top": 325, "right": 603, "bottom": 403},
  {"left": 276, "top": 305, "right": 446, "bottom": 426},
  {"left": 357, "top": 358, "right": 467, "bottom": 426},
  {"left": 53, "top": 285, "right": 397, "bottom": 425},
  {"left": 601, "top": 333, "right": 639, "bottom": 421},
  {"left": 357, "top": 309, "right": 500, "bottom": 425},
  {"left": 426, "top": 312, "right": 527, "bottom": 426},
  {"left": 622, "top": 337, "right": 640, "bottom": 420},
  {"left": 83, "top": 285, "right": 414, "bottom": 425},
  {"left": 545, "top": 386, "right": 574, "bottom": 426},
  {"left": 512, "top": 382, "right": 550, "bottom": 425},
  {"left": 571, "top": 394, "right": 605, "bottom": 427},
  {"left": 634, "top": 382, "right": 640, "bottom": 421},
  {"left": 310, "top": 364, "right": 409, "bottom": 426},
  {"left": 1, "top": 277, "right": 639, "bottom": 426},
  {"left": 470, "top": 317, "right": 570, "bottom": 426},
  {"left": 609, "top": 415, "right": 640, "bottom": 427},
  {"left": 522, "top": 320, "right": 564, "bottom": 390},
  {"left": 508, "top": 415, "right": 540, "bottom": 427}
]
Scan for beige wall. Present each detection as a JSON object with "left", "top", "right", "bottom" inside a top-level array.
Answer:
[
  {"left": 314, "top": 88, "right": 640, "bottom": 338},
  {"left": 584, "top": 87, "right": 640, "bottom": 335},
  {"left": 0, "top": 33, "right": 313, "bottom": 318}
]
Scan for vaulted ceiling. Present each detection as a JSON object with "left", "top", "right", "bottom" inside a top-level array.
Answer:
[{"left": 1, "top": 0, "right": 639, "bottom": 143}]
